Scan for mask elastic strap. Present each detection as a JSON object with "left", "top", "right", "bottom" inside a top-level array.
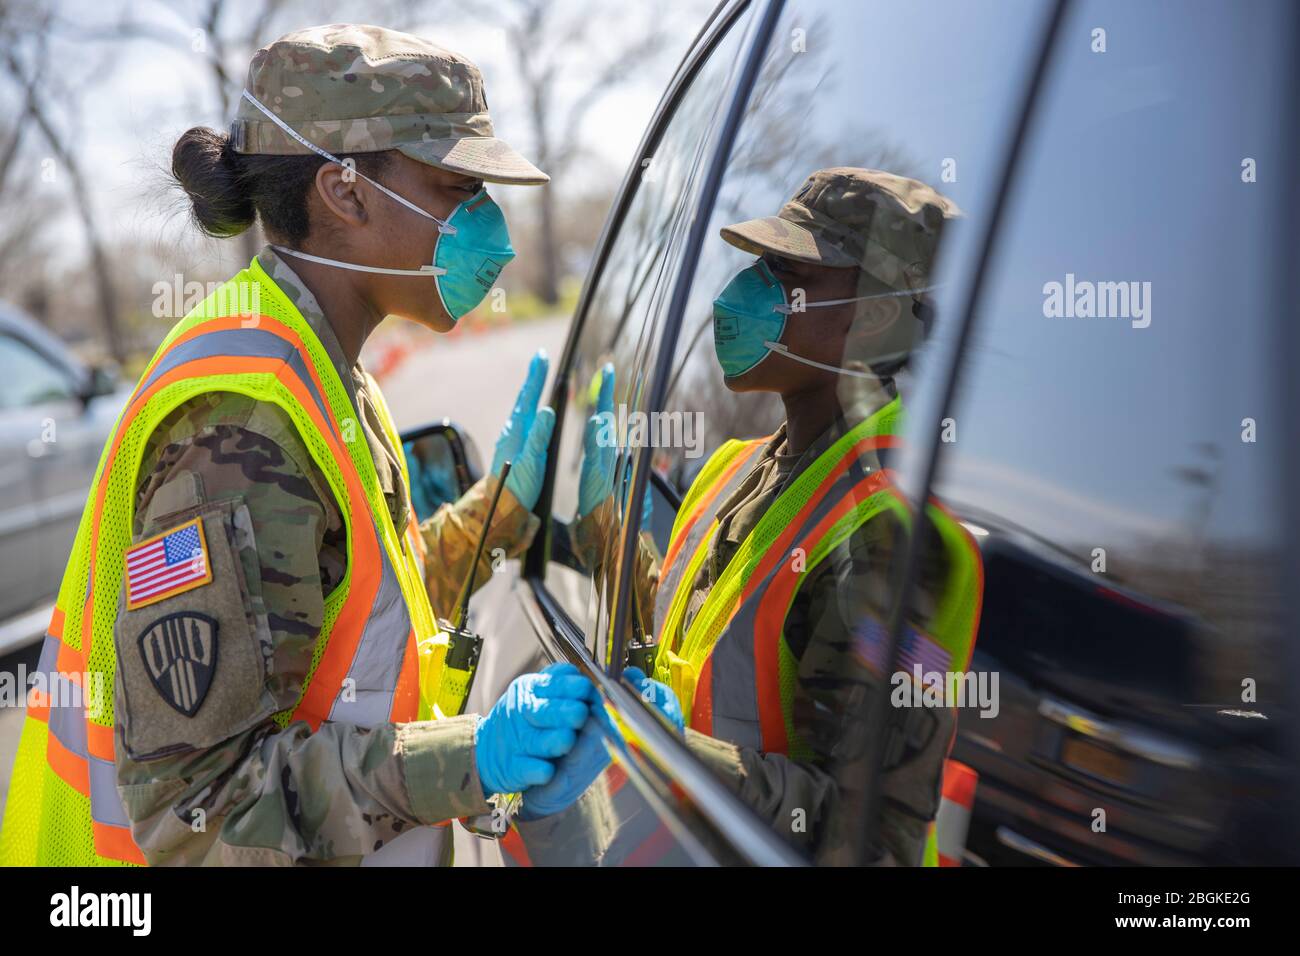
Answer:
[
  {"left": 239, "top": 90, "right": 456, "bottom": 236},
  {"left": 773, "top": 283, "right": 942, "bottom": 315},
  {"left": 761, "top": 342, "right": 876, "bottom": 378},
  {"left": 270, "top": 244, "right": 446, "bottom": 277},
  {"left": 762, "top": 342, "right": 914, "bottom": 379}
]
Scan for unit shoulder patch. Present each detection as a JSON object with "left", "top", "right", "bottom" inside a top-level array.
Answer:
[
  {"left": 124, "top": 516, "right": 213, "bottom": 610},
  {"left": 137, "top": 612, "right": 219, "bottom": 717}
]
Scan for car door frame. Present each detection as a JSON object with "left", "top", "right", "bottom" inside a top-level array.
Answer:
[{"left": 516, "top": 0, "right": 1296, "bottom": 868}]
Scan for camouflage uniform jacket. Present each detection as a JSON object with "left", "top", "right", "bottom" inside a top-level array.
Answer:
[
  {"left": 571, "top": 397, "right": 962, "bottom": 865},
  {"left": 112, "top": 247, "right": 539, "bottom": 864},
  {"left": 672, "top": 409, "right": 960, "bottom": 866}
]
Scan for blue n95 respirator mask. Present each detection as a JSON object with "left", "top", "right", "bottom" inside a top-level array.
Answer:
[
  {"left": 240, "top": 90, "right": 514, "bottom": 322},
  {"left": 712, "top": 259, "right": 937, "bottom": 379}
]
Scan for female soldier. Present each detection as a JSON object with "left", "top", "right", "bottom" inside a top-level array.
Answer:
[
  {"left": 0, "top": 24, "right": 595, "bottom": 866},
  {"left": 560, "top": 168, "right": 981, "bottom": 866}
]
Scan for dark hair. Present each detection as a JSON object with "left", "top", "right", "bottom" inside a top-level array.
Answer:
[{"left": 170, "top": 127, "right": 392, "bottom": 244}]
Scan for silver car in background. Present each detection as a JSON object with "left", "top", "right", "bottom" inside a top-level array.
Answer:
[{"left": 0, "top": 304, "right": 129, "bottom": 656}]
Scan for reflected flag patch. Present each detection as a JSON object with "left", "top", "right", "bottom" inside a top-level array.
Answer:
[
  {"left": 852, "top": 617, "right": 951, "bottom": 678},
  {"left": 124, "top": 517, "right": 213, "bottom": 610}
]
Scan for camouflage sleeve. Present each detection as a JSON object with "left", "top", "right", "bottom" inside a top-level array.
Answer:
[
  {"left": 570, "top": 500, "right": 662, "bottom": 649},
  {"left": 630, "top": 530, "right": 661, "bottom": 641},
  {"left": 419, "top": 474, "right": 541, "bottom": 622},
  {"left": 113, "top": 394, "right": 489, "bottom": 865},
  {"left": 570, "top": 500, "right": 609, "bottom": 572},
  {"left": 510, "top": 768, "right": 695, "bottom": 867},
  {"left": 510, "top": 774, "right": 617, "bottom": 865},
  {"left": 681, "top": 727, "right": 843, "bottom": 859}
]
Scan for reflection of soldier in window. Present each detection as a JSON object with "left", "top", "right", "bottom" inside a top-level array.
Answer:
[{"left": 577, "top": 168, "right": 982, "bottom": 865}]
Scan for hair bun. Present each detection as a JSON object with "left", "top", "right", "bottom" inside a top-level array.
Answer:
[{"left": 171, "top": 126, "right": 255, "bottom": 238}]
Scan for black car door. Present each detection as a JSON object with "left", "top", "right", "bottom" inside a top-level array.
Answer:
[{"left": 914, "top": 0, "right": 1300, "bottom": 866}]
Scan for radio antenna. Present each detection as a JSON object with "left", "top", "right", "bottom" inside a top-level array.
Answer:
[{"left": 455, "top": 460, "right": 511, "bottom": 631}]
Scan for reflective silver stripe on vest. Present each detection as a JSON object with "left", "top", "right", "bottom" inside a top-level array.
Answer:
[
  {"left": 36, "top": 629, "right": 58, "bottom": 675},
  {"left": 88, "top": 757, "right": 131, "bottom": 828},
  {"left": 46, "top": 671, "right": 89, "bottom": 756},
  {"left": 36, "top": 633, "right": 133, "bottom": 828},
  {"left": 327, "top": 545, "right": 412, "bottom": 727},
  {"left": 137, "top": 327, "right": 333, "bottom": 432},
  {"left": 702, "top": 457, "right": 872, "bottom": 753}
]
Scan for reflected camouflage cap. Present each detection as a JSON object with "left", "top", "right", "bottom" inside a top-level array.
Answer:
[
  {"left": 229, "top": 23, "right": 548, "bottom": 185},
  {"left": 720, "top": 167, "right": 960, "bottom": 291}
]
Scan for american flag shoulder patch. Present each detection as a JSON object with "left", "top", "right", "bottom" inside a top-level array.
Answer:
[
  {"left": 124, "top": 517, "right": 213, "bottom": 610},
  {"left": 851, "top": 617, "right": 952, "bottom": 679}
]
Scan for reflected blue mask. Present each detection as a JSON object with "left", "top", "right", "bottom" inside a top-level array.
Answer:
[
  {"left": 712, "top": 260, "right": 786, "bottom": 378},
  {"left": 712, "top": 259, "right": 941, "bottom": 379}
]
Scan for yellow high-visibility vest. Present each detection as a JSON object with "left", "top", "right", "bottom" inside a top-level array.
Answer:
[
  {"left": 0, "top": 258, "right": 438, "bottom": 865},
  {"left": 653, "top": 397, "right": 983, "bottom": 865}
]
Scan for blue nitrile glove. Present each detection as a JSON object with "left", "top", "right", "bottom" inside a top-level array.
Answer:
[
  {"left": 475, "top": 662, "right": 593, "bottom": 797},
  {"left": 519, "top": 666, "right": 684, "bottom": 820},
  {"left": 491, "top": 350, "right": 555, "bottom": 511},
  {"left": 518, "top": 707, "right": 612, "bottom": 820},
  {"left": 576, "top": 363, "right": 617, "bottom": 518},
  {"left": 623, "top": 666, "right": 685, "bottom": 736}
]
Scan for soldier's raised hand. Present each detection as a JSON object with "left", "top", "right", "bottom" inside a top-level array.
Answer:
[{"left": 491, "top": 349, "right": 554, "bottom": 511}]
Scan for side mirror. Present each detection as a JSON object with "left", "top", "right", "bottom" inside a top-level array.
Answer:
[
  {"left": 78, "top": 363, "right": 119, "bottom": 405},
  {"left": 399, "top": 419, "right": 485, "bottom": 523}
]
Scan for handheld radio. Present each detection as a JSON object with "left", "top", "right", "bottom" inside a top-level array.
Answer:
[{"left": 417, "top": 461, "right": 512, "bottom": 719}]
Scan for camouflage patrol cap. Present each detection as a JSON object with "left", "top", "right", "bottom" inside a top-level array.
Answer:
[
  {"left": 720, "top": 167, "right": 960, "bottom": 292},
  {"left": 229, "top": 23, "right": 548, "bottom": 185}
]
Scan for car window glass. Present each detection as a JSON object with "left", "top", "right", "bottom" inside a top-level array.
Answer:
[
  {"left": 635, "top": 0, "right": 1049, "bottom": 864},
  {"left": 545, "top": 5, "right": 760, "bottom": 666},
  {"left": 933, "top": 0, "right": 1292, "bottom": 866},
  {"left": 0, "top": 335, "right": 75, "bottom": 409}
]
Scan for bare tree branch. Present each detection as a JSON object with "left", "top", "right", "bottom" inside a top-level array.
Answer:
[{"left": 2, "top": 18, "right": 125, "bottom": 358}]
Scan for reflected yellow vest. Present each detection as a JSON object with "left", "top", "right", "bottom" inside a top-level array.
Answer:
[
  {"left": 0, "top": 259, "right": 436, "bottom": 865},
  {"left": 653, "top": 398, "right": 983, "bottom": 865}
]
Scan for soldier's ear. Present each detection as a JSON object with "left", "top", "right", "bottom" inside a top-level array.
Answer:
[{"left": 314, "top": 162, "right": 369, "bottom": 229}]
